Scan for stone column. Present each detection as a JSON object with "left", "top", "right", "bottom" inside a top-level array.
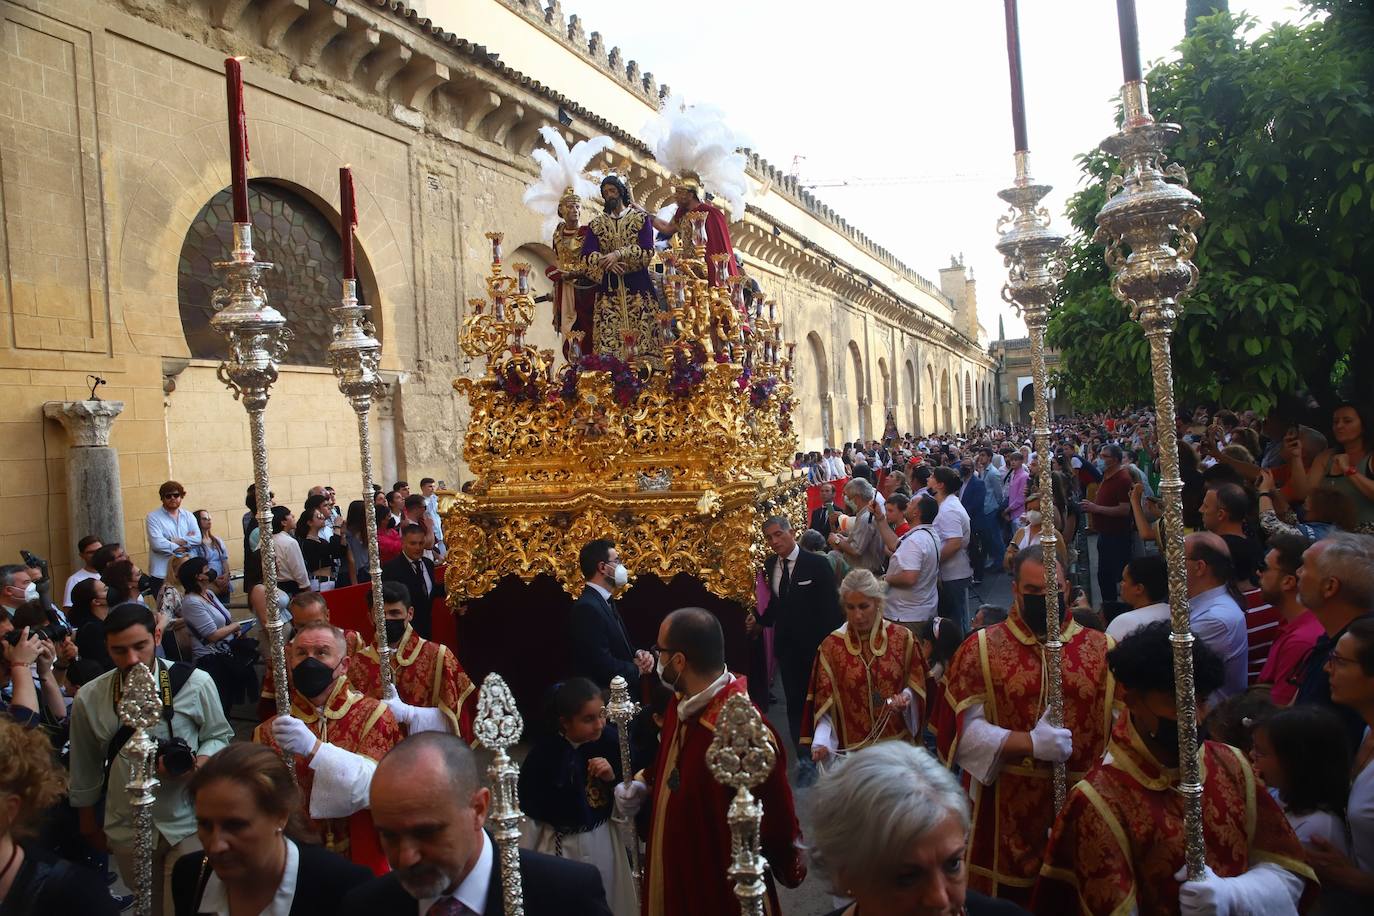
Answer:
[
  {"left": 375, "top": 376, "right": 400, "bottom": 490},
  {"left": 44, "top": 400, "right": 126, "bottom": 550}
]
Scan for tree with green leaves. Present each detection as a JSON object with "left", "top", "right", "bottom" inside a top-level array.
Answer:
[{"left": 1048, "top": 0, "right": 1373, "bottom": 414}]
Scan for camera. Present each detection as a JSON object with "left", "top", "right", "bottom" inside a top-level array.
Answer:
[
  {"left": 155, "top": 737, "right": 196, "bottom": 777},
  {"left": 3, "top": 623, "right": 71, "bottom": 645},
  {"left": 18, "top": 549, "right": 48, "bottom": 577},
  {"left": 137, "top": 573, "right": 156, "bottom": 595}
]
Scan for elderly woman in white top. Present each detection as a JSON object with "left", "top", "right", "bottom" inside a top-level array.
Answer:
[{"left": 810, "top": 741, "right": 1028, "bottom": 916}]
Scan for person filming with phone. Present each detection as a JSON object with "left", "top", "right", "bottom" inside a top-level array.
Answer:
[{"left": 177, "top": 557, "right": 259, "bottom": 715}]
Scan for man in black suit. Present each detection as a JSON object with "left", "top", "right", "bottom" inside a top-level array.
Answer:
[
  {"left": 342, "top": 732, "right": 611, "bottom": 916},
  {"left": 381, "top": 525, "right": 444, "bottom": 638},
  {"left": 747, "top": 515, "right": 842, "bottom": 784},
  {"left": 568, "top": 539, "right": 653, "bottom": 688},
  {"left": 809, "top": 482, "right": 840, "bottom": 542}
]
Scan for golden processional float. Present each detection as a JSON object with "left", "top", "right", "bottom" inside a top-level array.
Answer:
[{"left": 438, "top": 109, "right": 805, "bottom": 678}]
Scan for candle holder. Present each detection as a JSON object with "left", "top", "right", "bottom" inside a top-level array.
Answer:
[
  {"left": 211, "top": 222, "right": 291, "bottom": 725},
  {"left": 994, "top": 148, "right": 1068, "bottom": 811},
  {"left": 1094, "top": 78, "right": 1206, "bottom": 877},
  {"left": 606, "top": 676, "right": 642, "bottom": 892},
  {"left": 117, "top": 662, "right": 162, "bottom": 916},
  {"left": 328, "top": 277, "right": 392, "bottom": 694},
  {"left": 705, "top": 693, "right": 775, "bottom": 916},
  {"left": 475, "top": 673, "right": 526, "bottom": 916}
]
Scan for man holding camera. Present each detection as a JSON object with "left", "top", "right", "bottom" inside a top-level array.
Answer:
[{"left": 67, "top": 602, "right": 233, "bottom": 915}]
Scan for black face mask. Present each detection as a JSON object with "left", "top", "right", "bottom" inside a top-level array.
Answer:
[
  {"left": 292, "top": 657, "right": 338, "bottom": 698},
  {"left": 384, "top": 619, "right": 407, "bottom": 645},
  {"left": 1147, "top": 714, "right": 1181, "bottom": 757},
  {"left": 1019, "top": 592, "right": 1068, "bottom": 635}
]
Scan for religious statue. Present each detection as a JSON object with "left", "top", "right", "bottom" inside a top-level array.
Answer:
[
  {"left": 521, "top": 126, "right": 613, "bottom": 361},
  {"left": 583, "top": 174, "right": 659, "bottom": 363},
  {"left": 546, "top": 189, "right": 596, "bottom": 359}
]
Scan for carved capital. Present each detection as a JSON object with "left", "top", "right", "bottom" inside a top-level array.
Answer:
[{"left": 44, "top": 400, "right": 126, "bottom": 447}]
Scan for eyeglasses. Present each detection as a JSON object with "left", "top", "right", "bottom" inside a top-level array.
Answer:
[
  {"left": 164, "top": 492, "right": 185, "bottom": 499},
  {"left": 1326, "top": 652, "right": 1360, "bottom": 669},
  {"left": 650, "top": 644, "right": 671, "bottom": 657}
]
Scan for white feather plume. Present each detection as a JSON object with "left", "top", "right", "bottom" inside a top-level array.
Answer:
[
  {"left": 641, "top": 94, "right": 751, "bottom": 217},
  {"left": 522, "top": 127, "right": 614, "bottom": 238}
]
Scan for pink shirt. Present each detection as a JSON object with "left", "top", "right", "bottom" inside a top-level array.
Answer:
[{"left": 1257, "top": 609, "right": 1324, "bottom": 706}]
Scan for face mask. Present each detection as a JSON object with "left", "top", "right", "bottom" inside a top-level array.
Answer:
[
  {"left": 1147, "top": 714, "right": 1181, "bottom": 757},
  {"left": 291, "top": 657, "right": 338, "bottom": 698},
  {"left": 611, "top": 564, "right": 629, "bottom": 588},
  {"left": 656, "top": 652, "right": 681, "bottom": 693},
  {"left": 23, "top": 583, "right": 39, "bottom": 603},
  {"left": 1024, "top": 510, "right": 1043, "bottom": 527},
  {"left": 384, "top": 619, "right": 407, "bottom": 645},
  {"left": 1018, "top": 592, "right": 1067, "bottom": 635}
]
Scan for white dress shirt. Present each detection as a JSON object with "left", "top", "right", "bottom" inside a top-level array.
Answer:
[
  {"left": 419, "top": 829, "right": 493, "bottom": 915},
  {"left": 62, "top": 568, "right": 100, "bottom": 608},
  {"left": 771, "top": 544, "right": 801, "bottom": 595},
  {"left": 933, "top": 497, "right": 973, "bottom": 581},
  {"left": 1105, "top": 601, "right": 1171, "bottom": 642},
  {"left": 272, "top": 531, "right": 311, "bottom": 591},
  {"left": 199, "top": 838, "right": 300, "bottom": 915}
]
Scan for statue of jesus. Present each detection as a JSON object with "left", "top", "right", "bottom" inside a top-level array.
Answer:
[{"left": 582, "top": 175, "right": 658, "bottom": 363}]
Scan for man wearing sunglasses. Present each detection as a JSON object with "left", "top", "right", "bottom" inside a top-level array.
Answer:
[{"left": 145, "top": 480, "right": 201, "bottom": 594}]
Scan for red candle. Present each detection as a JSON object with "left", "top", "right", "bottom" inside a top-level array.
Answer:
[
  {"left": 1116, "top": 0, "right": 1143, "bottom": 83},
  {"left": 224, "top": 57, "right": 250, "bottom": 223},
  {"left": 339, "top": 166, "right": 357, "bottom": 280},
  {"left": 1002, "top": 0, "right": 1029, "bottom": 153}
]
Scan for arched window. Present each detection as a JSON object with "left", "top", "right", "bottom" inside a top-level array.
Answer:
[{"left": 177, "top": 181, "right": 372, "bottom": 366}]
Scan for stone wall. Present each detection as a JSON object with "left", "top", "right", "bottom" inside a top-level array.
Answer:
[{"left": 0, "top": 0, "right": 995, "bottom": 586}]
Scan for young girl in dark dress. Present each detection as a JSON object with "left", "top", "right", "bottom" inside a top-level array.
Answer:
[{"left": 517, "top": 677, "right": 637, "bottom": 915}]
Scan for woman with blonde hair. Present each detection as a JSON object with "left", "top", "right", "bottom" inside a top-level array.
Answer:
[
  {"left": 0, "top": 719, "right": 116, "bottom": 913},
  {"left": 801, "top": 569, "right": 927, "bottom": 768}
]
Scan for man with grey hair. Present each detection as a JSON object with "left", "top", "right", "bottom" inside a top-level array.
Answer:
[
  {"left": 828, "top": 478, "right": 888, "bottom": 576},
  {"left": 342, "top": 732, "right": 611, "bottom": 914},
  {"left": 1294, "top": 531, "right": 1374, "bottom": 749},
  {"left": 749, "top": 514, "right": 842, "bottom": 777}
]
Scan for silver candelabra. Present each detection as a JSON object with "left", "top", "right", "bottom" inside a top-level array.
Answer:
[
  {"left": 995, "top": 149, "right": 1068, "bottom": 810},
  {"left": 328, "top": 276, "right": 392, "bottom": 693},
  {"left": 475, "top": 673, "right": 525, "bottom": 915},
  {"left": 705, "top": 693, "right": 775, "bottom": 916},
  {"left": 117, "top": 662, "right": 163, "bottom": 916},
  {"left": 1095, "top": 78, "right": 1207, "bottom": 878},
  {"left": 212, "top": 222, "right": 292, "bottom": 726}
]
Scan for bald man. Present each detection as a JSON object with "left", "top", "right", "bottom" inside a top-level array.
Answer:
[
  {"left": 1183, "top": 532, "right": 1248, "bottom": 701},
  {"left": 341, "top": 732, "right": 610, "bottom": 915}
]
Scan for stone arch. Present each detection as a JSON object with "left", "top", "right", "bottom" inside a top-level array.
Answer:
[
  {"left": 806, "top": 331, "right": 833, "bottom": 447},
  {"left": 926, "top": 363, "right": 938, "bottom": 433},
  {"left": 940, "top": 367, "right": 952, "bottom": 434},
  {"left": 116, "top": 116, "right": 411, "bottom": 364},
  {"left": 964, "top": 371, "right": 974, "bottom": 428},
  {"left": 904, "top": 359, "right": 917, "bottom": 437},
  {"left": 848, "top": 340, "right": 868, "bottom": 442},
  {"left": 176, "top": 180, "right": 378, "bottom": 367}
]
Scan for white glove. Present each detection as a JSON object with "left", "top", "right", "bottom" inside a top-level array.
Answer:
[
  {"left": 272, "top": 715, "right": 319, "bottom": 757},
  {"left": 1028, "top": 709, "right": 1073, "bottom": 763},
  {"left": 1175, "top": 862, "right": 1302, "bottom": 916},
  {"left": 614, "top": 779, "right": 650, "bottom": 819},
  {"left": 385, "top": 694, "right": 418, "bottom": 726},
  {"left": 1177, "top": 864, "right": 1231, "bottom": 915}
]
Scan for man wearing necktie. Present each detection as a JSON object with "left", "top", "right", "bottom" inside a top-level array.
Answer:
[
  {"left": 568, "top": 540, "right": 653, "bottom": 690},
  {"left": 747, "top": 515, "right": 842, "bottom": 781},
  {"left": 381, "top": 525, "right": 445, "bottom": 639}
]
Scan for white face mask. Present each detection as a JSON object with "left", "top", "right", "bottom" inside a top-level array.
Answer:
[
  {"left": 656, "top": 652, "right": 681, "bottom": 692},
  {"left": 608, "top": 563, "right": 629, "bottom": 588},
  {"left": 23, "top": 582, "right": 39, "bottom": 603},
  {"left": 1025, "top": 510, "right": 1043, "bottom": 527}
]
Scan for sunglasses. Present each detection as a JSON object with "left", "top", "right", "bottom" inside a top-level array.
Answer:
[{"left": 164, "top": 492, "right": 186, "bottom": 499}]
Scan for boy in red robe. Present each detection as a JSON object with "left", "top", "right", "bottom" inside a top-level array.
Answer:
[
  {"left": 614, "top": 607, "right": 805, "bottom": 915},
  {"left": 1033, "top": 621, "right": 1316, "bottom": 915},
  {"left": 350, "top": 581, "right": 477, "bottom": 743},
  {"left": 254, "top": 620, "right": 402, "bottom": 875},
  {"left": 936, "top": 549, "right": 1117, "bottom": 906}
]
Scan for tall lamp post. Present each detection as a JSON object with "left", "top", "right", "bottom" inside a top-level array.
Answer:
[
  {"left": 1097, "top": 0, "right": 1208, "bottom": 878},
  {"left": 995, "top": 0, "right": 1068, "bottom": 810}
]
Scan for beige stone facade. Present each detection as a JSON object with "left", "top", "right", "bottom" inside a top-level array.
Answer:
[
  {"left": 0, "top": 0, "right": 995, "bottom": 585},
  {"left": 989, "top": 336, "right": 1070, "bottom": 424}
]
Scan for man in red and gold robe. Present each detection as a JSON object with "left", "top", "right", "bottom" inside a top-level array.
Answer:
[
  {"left": 351, "top": 581, "right": 477, "bottom": 743},
  {"left": 661, "top": 182, "right": 737, "bottom": 287},
  {"left": 254, "top": 620, "right": 402, "bottom": 875},
  {"left": 257, "top": 591, "right": 364, "bottom": 721},
  {"left": 615, "top": 607, "right": 805, "bottom": 916},
  {"left": 801, "top": 599, "right": 927, "bottom": 762},
  {"left": 1033, "top": 621, "right": 1316, "bottom": 915},
  {"left": 937, "top": 550, "right": 1116, "bottom": 906}
]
